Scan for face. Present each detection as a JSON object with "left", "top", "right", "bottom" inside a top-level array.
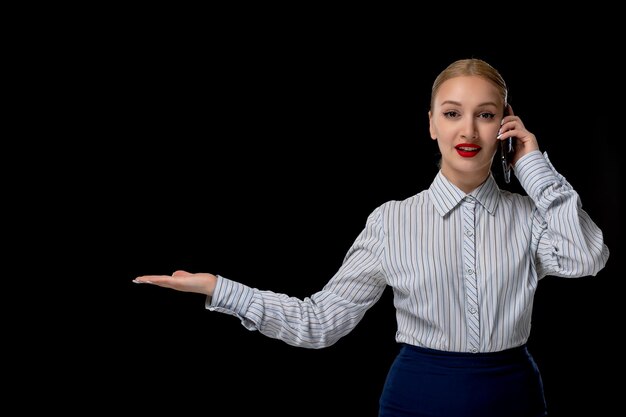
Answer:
[{"left": 428, "top": 75, "right": 505, "bottom": 187}]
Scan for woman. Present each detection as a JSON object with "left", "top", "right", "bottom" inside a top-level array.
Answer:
[{"left": 134, "top": 58, "right": 609, "bottom": 416}]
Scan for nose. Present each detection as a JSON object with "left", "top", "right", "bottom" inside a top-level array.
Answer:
[{"left": 460, "top": 117, "right": 478, "bottom": 140}]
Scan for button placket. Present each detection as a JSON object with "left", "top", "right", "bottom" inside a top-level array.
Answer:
[{"left": 462, "top": 196, "right": 480, "bottom": 353}]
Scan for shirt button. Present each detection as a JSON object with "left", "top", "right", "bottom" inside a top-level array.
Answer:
[
  {"left": 465, "top": 230, "right": 473, "bottom": 237},
  {"left": 469, "top": 307, "right": 477, "bottom": 314},
  {"left": 470, "top": 347, "right": 478, "bottom": 353},
  {"left": 467, "top": 268, "right": 474, "bottom": 275}
]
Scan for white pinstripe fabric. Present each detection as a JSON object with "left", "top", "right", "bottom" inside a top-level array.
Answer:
[{"left": 208, "top": 151, "right": 609, "bottom": 353}]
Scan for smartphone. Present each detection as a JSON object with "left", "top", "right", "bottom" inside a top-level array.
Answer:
[{"left": 500, "top": 106, "right": 515, "bottom": 183}]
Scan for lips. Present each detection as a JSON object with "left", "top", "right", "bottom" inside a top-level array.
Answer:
[{"left": 455, "top": 143, "right": 481, "bottom": 158}]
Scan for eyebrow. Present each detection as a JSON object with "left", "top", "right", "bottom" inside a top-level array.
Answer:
[{"left": 440, "top": 100, "right": 499, "bottom": 107}]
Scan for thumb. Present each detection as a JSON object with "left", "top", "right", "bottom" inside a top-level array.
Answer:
[{"left": 172, "top": 270, "right": 193, "bottom": 277}]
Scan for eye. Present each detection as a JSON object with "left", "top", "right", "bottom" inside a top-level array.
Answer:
[
  {"left": 443, "top": 111, "right": 460, "bottom": 118},
  {"left": 478, "top": 112, "right": 496, "bottom": 119}
]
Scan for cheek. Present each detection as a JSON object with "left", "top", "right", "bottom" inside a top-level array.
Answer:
[
  {"left": 482, "top": 123, "right": 500, "bottom": 137},
  {"left": 485, "top": 141, "right": 500, "bottom": 159},
  {"left": 431, "top": 121, "right": 452, "bottom": 141},
  {"left": 482, "top": 126, "right": 500, "bottom": 145}
]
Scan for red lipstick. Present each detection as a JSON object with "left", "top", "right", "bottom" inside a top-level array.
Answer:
[{"left": 455, "top": 143, "right": 481, "bottom": 158}]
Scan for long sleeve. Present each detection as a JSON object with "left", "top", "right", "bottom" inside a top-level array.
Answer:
[
  {"left": 515, "top": 150, "right": 610, "bottom": 279},
  {"left": 206, "top": 207, "right": 388, "bottom": 349}
]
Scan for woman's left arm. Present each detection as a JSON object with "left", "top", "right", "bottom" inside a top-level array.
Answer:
[
  {"left": 500, "top": 109, "right": 610, "bottom": 278},
  {"left": 515, "top": 150, "right": 610, "bottom": 278}
]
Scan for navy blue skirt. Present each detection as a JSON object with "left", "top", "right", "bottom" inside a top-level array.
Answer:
[{"left": 379, "top": 344, "right": 547, "bottom": 417}]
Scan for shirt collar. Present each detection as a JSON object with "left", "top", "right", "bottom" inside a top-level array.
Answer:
[{"left": 428, "top": 170, "right": 500, "bottom": 217}]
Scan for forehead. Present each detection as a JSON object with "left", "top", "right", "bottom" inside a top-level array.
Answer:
[{"left": 434, "top": 75, "right": 501, "bottom": 107}]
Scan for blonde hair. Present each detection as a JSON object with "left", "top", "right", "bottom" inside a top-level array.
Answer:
[{"left": 430, "top": 58, "right": 508, "bottom": 110}]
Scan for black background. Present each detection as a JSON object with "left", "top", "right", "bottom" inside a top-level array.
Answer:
[{"left": 30, "top": 13, "right": 622, "bottom": 417}]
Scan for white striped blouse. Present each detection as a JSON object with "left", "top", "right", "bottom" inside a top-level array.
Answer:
[{"left": 207, "top": 150, "right": 610, "bottom": 353}]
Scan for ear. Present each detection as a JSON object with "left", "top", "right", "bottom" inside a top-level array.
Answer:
[{"left": 428, "top": 110, "right": 437, "bottom": 140}]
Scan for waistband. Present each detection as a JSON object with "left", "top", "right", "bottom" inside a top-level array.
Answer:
[{"left": 400, "top": 343, "right": 531, "bottom": 366}]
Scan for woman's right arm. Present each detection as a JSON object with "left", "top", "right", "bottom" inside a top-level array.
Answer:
[{"left": 133, "top": 207, "right": 389, "bottom": 349}]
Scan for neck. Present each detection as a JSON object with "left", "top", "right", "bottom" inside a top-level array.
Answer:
[{"left": 441, "top": 168, "right": 490, "bottom": 194}]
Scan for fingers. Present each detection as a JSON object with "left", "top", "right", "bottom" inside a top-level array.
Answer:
[
  {"left": 498, "top": 115, "right": 525, "bottom": 142},
  {"left": 501, "top": 104, "right": 516, "bottom": 134},
  {"left": 133, "top": 270, "right": 192, "bottom": 284},
  {"left": 133, "top": 275, "right": 173, "bottom": 286},
  {"left": 496, "top": 111, "right": 540, "bottom": 160},
  {"left": 497, "top": 123, "right": 515, "bottom": 141}
]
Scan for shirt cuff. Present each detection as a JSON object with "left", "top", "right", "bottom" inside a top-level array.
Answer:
[
  {"left": 514, "top": 150, "right": 569, "bottom": 201},
  {"left": 205, "top": 275, "right": 255, "bottom": 319}
]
